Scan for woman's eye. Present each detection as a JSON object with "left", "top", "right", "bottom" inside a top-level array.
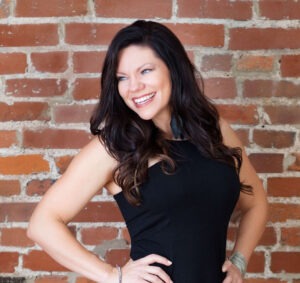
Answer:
[
  {"left": 141, "top": 68, "right": 152, "bottom": 75},
  {"left": 117, "top": 76, "right": 127, "bottom": 82}
]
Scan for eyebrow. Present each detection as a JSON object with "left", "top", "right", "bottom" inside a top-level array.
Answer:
[{"left": 116, "top": 63, "right": 154, "bottom": 75}]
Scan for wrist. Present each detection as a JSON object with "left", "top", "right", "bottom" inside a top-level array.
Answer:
[{"left": 229, "top": 251, "right": 247, "bottom": 277}]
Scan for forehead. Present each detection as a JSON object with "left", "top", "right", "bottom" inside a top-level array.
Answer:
[{"left": 117, "top": 45, "right": 162, "bottom": 71}]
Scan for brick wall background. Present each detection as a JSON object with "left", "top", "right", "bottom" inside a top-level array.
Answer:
[{"left": 0, "top": 0, "right": 299, "bottom": 282}]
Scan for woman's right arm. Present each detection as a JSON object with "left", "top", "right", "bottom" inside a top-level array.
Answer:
[{"left": 27, "top": 138, "right": 119, "bottom": 282}]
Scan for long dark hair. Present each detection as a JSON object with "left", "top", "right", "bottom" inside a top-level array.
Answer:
[{"left": 90, "top": 20, "right": 251, "bottom": 205}]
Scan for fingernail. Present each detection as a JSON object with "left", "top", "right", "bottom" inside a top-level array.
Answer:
[{"left": 168, "top": 260, "right": 172, "bottom": 265}]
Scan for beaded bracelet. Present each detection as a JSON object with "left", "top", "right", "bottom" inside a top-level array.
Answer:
[
  {"left": 116, "top": 265, "right": 122, "bottom": 283},
  {"left": 229, "top": 251, "right": 247, "bottom": 277}
]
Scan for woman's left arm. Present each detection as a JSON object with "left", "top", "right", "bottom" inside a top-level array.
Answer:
[{"left": 220, "top": 118, "right": 268, "bottom": 282}]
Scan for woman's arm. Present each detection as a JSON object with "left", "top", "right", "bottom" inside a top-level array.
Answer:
[
  {"left": 219, "top": 119, "right": 268, "bottom": 281},
  {"left": 27, "top": 138, "right": 118, "bottom": 282}
]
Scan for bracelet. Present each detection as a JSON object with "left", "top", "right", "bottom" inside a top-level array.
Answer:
[
  {"left": 229, "top": 251, "right": 247, "bottom": 277},
  {"left": 116, "top": 264, "right": 122, "bottom": 283}
]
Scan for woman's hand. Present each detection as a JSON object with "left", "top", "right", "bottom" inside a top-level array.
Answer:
[
  {"left": 105, "top": 254, "right": 173, "bottom": 283},
  {"left": 222, "top": 259, "right": 243, "bottom": 283}
]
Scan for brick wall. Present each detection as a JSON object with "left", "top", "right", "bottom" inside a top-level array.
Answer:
[{"left": 0, "top": 0, "right": 299, "bottom": 282}]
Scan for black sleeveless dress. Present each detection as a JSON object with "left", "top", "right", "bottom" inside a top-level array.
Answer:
[{"left": 113, "top": 140, "right": 240, "bottom": 282}]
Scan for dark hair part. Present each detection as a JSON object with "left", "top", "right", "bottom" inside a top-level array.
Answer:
[{"left": 90, "top": 20, "right": 252, "bottom": 205}]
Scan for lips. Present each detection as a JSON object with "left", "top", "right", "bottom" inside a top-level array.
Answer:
[{"left": 133, "top": 92, "right": 155, "bottom": 106}]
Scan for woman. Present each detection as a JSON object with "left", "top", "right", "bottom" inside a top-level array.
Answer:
[{"left": 28, "top": 20, "right": 268, "bottom": 283}]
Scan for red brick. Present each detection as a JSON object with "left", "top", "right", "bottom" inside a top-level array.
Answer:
[
  {"left": 73, "top": 52, "right": 105, "bottom": 73},
  {"left": 0, "top": 53, "right": 27, "bottom": 74},
  {"left": 167, "top": 24, "right": 224, "bottom": 47},
  {"left": 204, "top": 78, "right": 237, "bottom": 99},
  {"left": 253, "top": 130, "right": 295, "bottom": 148},
  {"left": 281, "top": 55, "right": 300, "bottom": 77},
  {"left": 73, "top": 202, "right": 123, "bottom": 222},
  {"left": 75, "top": 277, "right": 96, "bottom": 283},
  {"left": 121, "top": 228, "right": 131, "bottom": 244},
  {"left": 264, "top": 105, "right": 300, "bottom": 124},
  {"left": 0, "top": 102, "right": 49, "bottom": 121},
  {"left": 54, "top": 155, "right": 74, "bottom": 174},
  {"left": 259, "top": 0, "right": 300, "bottom": 20},
  {"left": 243, "top": 80, "right": 300, "bottom": 98},
  {"left": 31, "top": 52, "right": 68, "bottom": 73},
  {"left": 178, "top": 0, "right": 252, "bottom": 20},
  {"left": 0, "top": 24, "right": 58, "bottom": 47},
  {"left": 65, "top": 23, "right": 125, "bottom": 45},
  {"left": 0, "top": 252, "right": 18, "bottom": 272},
  {"left": 269, "top": 203, "right": 300, "bottom": 223},
  {"left": 23, "top": 128, "right": 92, "bottom": 149},
  {"left": 0, "top": 180, "right": 20, "bottom": 196},
  {"left": 247, "top": 252, "right": 265, "bottom": 273},
  {"left": 281, "top": 227, "right": 300, "bottom": 246},
  {"left": 95, "top": 0, "right": 172, "bottom": 18},
  {"left": 258, "top": 227, "right": 277, "bottom": 246},
  {"left": 81, "top": 227, "right": 118, "bottom": 245},
  {"left": 244, "top": 279, "right": 286, "bottom": 283},
  {"left": 288, "top": 153, "right": 300, "bottom": 172},
  {"left": 53, "top": 104, "right": 95, "bottom": 123},
  {"left": 0, "top": 130, "right": 18, "bottom": 148},
  {"left": 6, "top": 78, "right": 68, "bottom": 97},
  {"left": 268, "top": 177, "right": 300, "bottom": 197},
  {"left": 0, "top": 0, "right": 10, "bottom": 18},
  {"left": 216, "top": 104, "right": 258, "bottom": 125},
  {"left": 23, "top": 250, "right": 68, "bottom": 271},
  {"left": 34, "top": 276, "right": 69, "bottom": 283},
  {"left": 26, "top": 179, "right": 54, "bottom": 196},
  {"left": 15, "top": 0, "right": 87, "bottom": 17},
  {"left": 236, "top": 55, "right": 274, "bottom": 72},
  {"left": 235, "top": 129, "right": 250, "bottom": 147},
  {"left": 201, "top": 54, "right": 232, "bottom": 72},
  {"left": 72, "top": 78, "right": 100, "bottom": 100},
  {"left": 229, "top": 28, "right": 300, "bottom": 50},
  {"left": 271, "top": 252, "right": 300, "bottom": 273},
  {"left": 0, "top": 155, "right": 49, "bottom": 175},
  {"left": 105, "top": 249, "right": 130, "bottom": 266},
  {"left": 248, "top": 153, "right": 283, "bottom": 173},
  {"left": 0, "top": 228, "right": 34, "bottom": 247},
  {"left": 0, "top": 203, "right": 36, "bottom": 222}
]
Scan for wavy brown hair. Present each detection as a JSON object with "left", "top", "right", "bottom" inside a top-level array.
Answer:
[{"left": 90, "top": 20, "right": 252, "bottom": 205}]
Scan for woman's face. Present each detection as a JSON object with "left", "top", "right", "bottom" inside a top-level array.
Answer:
[{"left": 116, "top": 45, "right": 172, "bottom": 129}]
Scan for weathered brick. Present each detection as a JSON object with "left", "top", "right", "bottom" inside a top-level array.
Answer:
[
  {"left": 269, "top": 203, "right": 300, "bottom": 222},
  {"left": 0, "top": 53, "right": 27, "bottom": 74},
  {"left": 0, "top": 0, "right": 10, "bottom": 18},
  {"left": 0, "top": 130, "right": 18, "bottom": 148},
  {"left": 105, "top": 249, "right": 130, "bottom": 267},
  {"left": 121, "top": 228, "right": 131, "bottom": 244},
  {"left": 0, "top": 180, "right": 20, "bottom": 196},
  {"left": 0, "top": 24, "right": 58, "bottom": 47},
  {"left": 243, "top": 80, "right": 300, "bottom": 98},
  {"left": 264, "top": 105, "right": 300, "bottom": 124},
  {"left": 281, "top": 227, "right": 300, "bottom": 246},
  {"left": 281, "top": 55, "right": 300, "bottom": 77},
  {"left": 247, "top": 252, "right": 265, "bottom": 273},
  {"left": 248, "top": 153, "right": 283, "bottom": 173},
  {"left": 0, "top": 102, "right": 49, "bottom": 121},
  {"left": 54, "top": 155, "right": 74, "bottom": 175},
  {"left": 0, "top": 252, "right": 19, "bottom": 272},
  {"left": 0, "top": 155, "right": 49, "bottom": 175},
  {"left": 34, "top": 276, "right": 69, "bottom": 283},
  {"left": 0, "top": 228, "right": 34, "bottom": 247},
  {"left": 23, "top": 128, "right": 92, "bottom": 149},
  {"left": 216, "top": 104, "right": 258, "bottom": 125},
  {"left": 15, "top": 0, "right": 87, "bottom": 17},
  {"left": 0, "top": 203, "right": 36, "bottom": 222},
  {"left": 229, "top": 28, "right": 300, "bottom": 50},
  {"left": 73, "top": 51, "right": 105, "bottom": 73},
  {"left": 268, "top": 177, "right": 300, "bottom": 197},
  {"left": 53, "top": 104, "right": 95, "bottom": 123},
  {"left": 271, "top": 252, "right": 300, "bottom": 273},
  {"left": 178, "top": 0, "right": 252, "bottom": 20},
  {"left": 81, "top": 227, "right": 118, "bottom": 245},
  {"left": 253, "top": 129, "right": 295, "bottom": 148},
  {"left": 31, "top": 52, "right": 68, "bottom": 73},
  {"left": 259, "top": 0, "right": 300, "bottom": 20},
  {"left": 72, "top": 78, "right": 100, "bottom": 100},
  {"left": 26, "top": 179, "right": 55, "bottom": 196},
  {"left": 95, "top": 0, "right": 172, "bottom": 18},
  {"left": 288, "top": 153, "right": 300, "bottom": 172},
  {"left": 236, "top": 55, "right": 274, "bottom": 72},
  {"left": 244, "top": 279, "right": 286, "bottom": 283},
  {"left": 6, "top": 79, "right": 68, "bottom": 97},
  {"left": 204, "top": 78, "right": 237, "bottom": 99},
  {"left": 201, "top": 54, "right": 232, "bottom": 72}
]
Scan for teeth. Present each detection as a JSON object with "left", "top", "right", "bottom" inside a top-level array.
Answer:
[{"left": 134, "top": 93, "right": 155, "bottom": 104}]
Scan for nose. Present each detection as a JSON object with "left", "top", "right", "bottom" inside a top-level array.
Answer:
[{"left": 129, "top": 76, "right": 143, "bottom": 92}]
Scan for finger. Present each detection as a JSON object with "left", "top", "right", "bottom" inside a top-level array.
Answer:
[
  {"left": 145, "top": 266, "right": 172, "bottom": 283},
  {"left": 139, "top": 254, "right": 172, "bottom": 266},
  {"left": 142, "top": 273, "right": 164, "bottom": 283},
  {"left": 222, "top": 259, "right": 232, "bottom": 272},
  {"left": 222, "top": 274, "right": 232, "bottom": 283}
]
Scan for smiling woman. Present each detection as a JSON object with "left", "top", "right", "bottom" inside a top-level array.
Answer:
[{"left": 27, "top": 20, "right": 268, "bottom": 283}]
